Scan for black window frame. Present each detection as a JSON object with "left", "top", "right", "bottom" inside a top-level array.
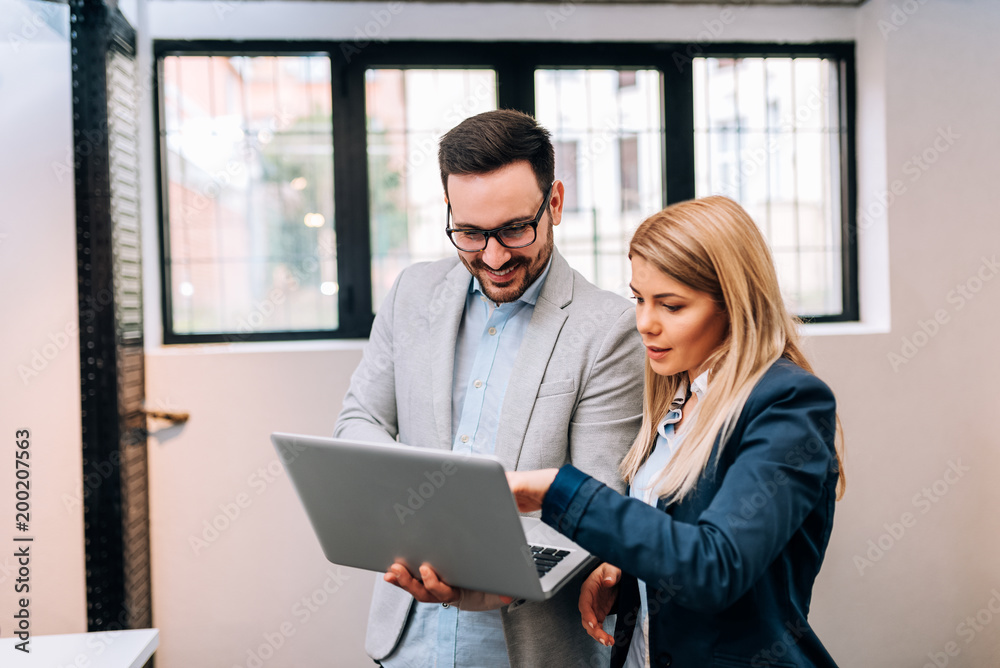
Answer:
[{"left": 153, "top": 39, "right": 857, "bottom": 343}]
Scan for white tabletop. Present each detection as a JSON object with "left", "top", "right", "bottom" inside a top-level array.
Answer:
[{"left": 0, "top": 628, "right": 158, "bottom": 668}]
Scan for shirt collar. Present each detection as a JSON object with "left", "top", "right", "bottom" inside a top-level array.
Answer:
[
  {"left": 471, "top": 256, "right": 553, "bottom": 307},
  {"left": 690, "top": 368, "right": 710, "bottom": 400},
  {"left": 656, "top": 368, "right": 711, "bottom": 437}
]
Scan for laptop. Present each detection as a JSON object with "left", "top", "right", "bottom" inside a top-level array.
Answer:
[{"left": 271, "top": 432, "right": 597, "bottom": 602}]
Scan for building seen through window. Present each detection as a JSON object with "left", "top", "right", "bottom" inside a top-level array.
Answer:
[{"left": 156, "top": 44, "right": 856, "bottom": 341}]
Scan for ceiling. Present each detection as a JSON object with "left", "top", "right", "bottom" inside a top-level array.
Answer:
[{"left": 172, "top": 0, "right": 867, "bottom": 5}]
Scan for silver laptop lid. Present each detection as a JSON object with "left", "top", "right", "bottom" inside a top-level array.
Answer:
[{"left": 272, "top": 433, "right": 546, "bottom": 600}]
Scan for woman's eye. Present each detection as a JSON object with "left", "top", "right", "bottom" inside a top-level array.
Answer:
[
  {"left": 630, "top": 295, "right": 644, "bottom": 304},
  {"left": 663, "top": 304, "right": 681, "bottom": 312}
]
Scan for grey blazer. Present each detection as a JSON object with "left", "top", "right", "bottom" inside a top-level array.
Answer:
[{"left": 334, "top": 249, "right": 645, "bottom": 666}]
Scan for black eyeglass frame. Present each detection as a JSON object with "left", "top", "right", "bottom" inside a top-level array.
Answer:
[{"left": 445, "top": 183, "right": 554, "bottom": 252}]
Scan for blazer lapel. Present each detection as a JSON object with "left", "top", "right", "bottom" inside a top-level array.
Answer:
[
  {"left": 494, "top": 250, "right": 574, "bottom": 470},
  {"left": 428, "top": 261, "right": 471, "bottom": 450}
]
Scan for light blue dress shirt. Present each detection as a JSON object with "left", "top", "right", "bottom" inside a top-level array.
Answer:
[
  {"left": 625, "top": 369, "right": 709, "bottom": 668},
  {"left": 382, "top": 259, "right": 552, "bottom": 668}
]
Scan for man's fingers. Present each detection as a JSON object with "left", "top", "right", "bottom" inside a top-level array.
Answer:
[
  {"left": 397, "top": 573, "right": 425, "bottom": 597},
  {"left": 386, "top": 564, "right": 411, "bottom": 588},
  {"left": 385, "top": 563, "right": 442, "bottom": 602},
  {"left": 419, "top": 564, "right": 455, "bottom": 601}
]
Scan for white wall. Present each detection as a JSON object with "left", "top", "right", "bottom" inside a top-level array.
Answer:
[
  {"left": 3, "top": 0, "right": 987, "bottom": 665},
  {"left": 143, "top": 345, "right": 371, "bottom": 667},
  {"left": 0, "top": 0, "right": 88, "bottom": 637},
  {"left": 808, "top": 1, "right": 1000, "bottom": 665}
]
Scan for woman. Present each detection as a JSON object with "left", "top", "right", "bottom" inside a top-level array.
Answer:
[{"left": 508, "top": 195, "right": 846, "bottom": 667}]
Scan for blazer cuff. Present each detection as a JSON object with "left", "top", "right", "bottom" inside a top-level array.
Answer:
[{"left": 542, "top": 464, "right": 605, "bottom": 539}]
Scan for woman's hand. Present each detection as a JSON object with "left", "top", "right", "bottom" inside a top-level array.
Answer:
[
  {"left": 506, "top": 468, "right": 559, "bottom": 512},
  {"left": 579, "top": 562, "right": 621, "bottom": 647}
]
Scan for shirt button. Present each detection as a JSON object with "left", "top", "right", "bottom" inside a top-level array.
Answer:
[
  {"left": 461, "top": 435, "right": 469, "bottom": 443},
  {"left": 489, "top": 327, "right": 497, "bottom": 336},
  {"left": 474, "top": 380, "right": 483, "bottom": 388},
  {"left": 442, "top": 602, "right": 450, "bottom": 608}
]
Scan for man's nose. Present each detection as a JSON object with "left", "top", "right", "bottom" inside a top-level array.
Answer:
[{"left": 481, "top": 235, "right": 511, "bottom": 269}]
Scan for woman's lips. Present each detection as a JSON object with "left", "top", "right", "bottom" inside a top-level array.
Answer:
[{"left": 645, "top": 346, "right": 671, "bottom": 360}]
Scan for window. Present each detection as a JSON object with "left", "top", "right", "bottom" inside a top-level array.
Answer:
[
  {"left": 155, "top": 42, "right": 856, "bottom": 342},
  {"left": 365, "top": 69, "right": 498, "bottom": 311},
  {"left": 693, "top": 56, "right": 847, "bottom": 317},
  {"left": 159, "top": 54, "right": 337, "bottom": 341},
  {"left": 535, "top": 68, "right": 664, "bottom": 294}
]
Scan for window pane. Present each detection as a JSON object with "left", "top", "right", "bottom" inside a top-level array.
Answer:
[
  {"left": 535, "top": 69, "right": 664, "bottom": 296},
  {"left": 161, "top": 54, "right": 336, "bottom": 336},
  {"left": 366, "top": 69, "right": 498, "bottom": 311},
  {"left": 694, "top": 56, "right": 843, "bottom": 318}
]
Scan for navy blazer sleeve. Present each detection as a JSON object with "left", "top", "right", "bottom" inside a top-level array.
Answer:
[{"left": 541, "top": 364, "right": 837, "bottom": 614}]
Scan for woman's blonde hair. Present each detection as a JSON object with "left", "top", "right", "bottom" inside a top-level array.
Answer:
[{"left": 620, "top": 195, "right": 846, "bottom": 502}]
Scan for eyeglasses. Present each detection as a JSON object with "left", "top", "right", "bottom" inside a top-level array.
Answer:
[{"left": 445, "top": 184, "right": 553, "bottom": 252}]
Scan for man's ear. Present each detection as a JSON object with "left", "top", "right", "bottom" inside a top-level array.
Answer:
[{"left": 548, "top": 180, "right": 566, "bottom": 227}]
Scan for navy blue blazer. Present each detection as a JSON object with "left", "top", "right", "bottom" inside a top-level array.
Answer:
[{"left": 541, "top": 358, "right": 840, "bottom": 667}]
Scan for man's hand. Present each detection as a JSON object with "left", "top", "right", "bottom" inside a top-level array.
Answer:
[
  {"left": 506, "top": 468, "right": 559, "bottom": 512},
  {"left": 579, "top": 562, "right": 621, "bottom": 647},
  {"left": 385, "top": 562, "right": 461, "bottom": 605},
  {"left": 384, "top": 562, "right": 509, "bottom": 611}
]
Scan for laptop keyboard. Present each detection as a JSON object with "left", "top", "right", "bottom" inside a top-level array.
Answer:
[{"left": 530, "top": 545, "right": 571, "bottom": 578}]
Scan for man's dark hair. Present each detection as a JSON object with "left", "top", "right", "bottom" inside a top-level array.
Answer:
[{"left": 438, "top": 109, "right": 554, "bottom": 197}]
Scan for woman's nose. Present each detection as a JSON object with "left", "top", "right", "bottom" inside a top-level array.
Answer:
[{"left": 635, "top": 304, "right": 659, "bottom": 335}]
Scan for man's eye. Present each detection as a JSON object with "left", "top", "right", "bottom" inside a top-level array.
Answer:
[
  {"left": 499, "top": 225, "right": 530, "bottom": 238},
  {"left": 455, "top": 230, "right": 484, "bottom": 240}
]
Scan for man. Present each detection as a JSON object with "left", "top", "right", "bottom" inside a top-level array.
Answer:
[{"left": 335, "top": 109, "right": 644, "bottom": 667}]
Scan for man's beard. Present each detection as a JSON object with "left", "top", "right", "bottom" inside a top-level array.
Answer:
[{"left": 462, "top": 226, "right": 553, "bottom": 304}]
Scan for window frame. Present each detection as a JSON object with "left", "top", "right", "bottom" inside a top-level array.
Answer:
[{"left": 153, "top": 39, "right": 857, "bottom": 343}]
